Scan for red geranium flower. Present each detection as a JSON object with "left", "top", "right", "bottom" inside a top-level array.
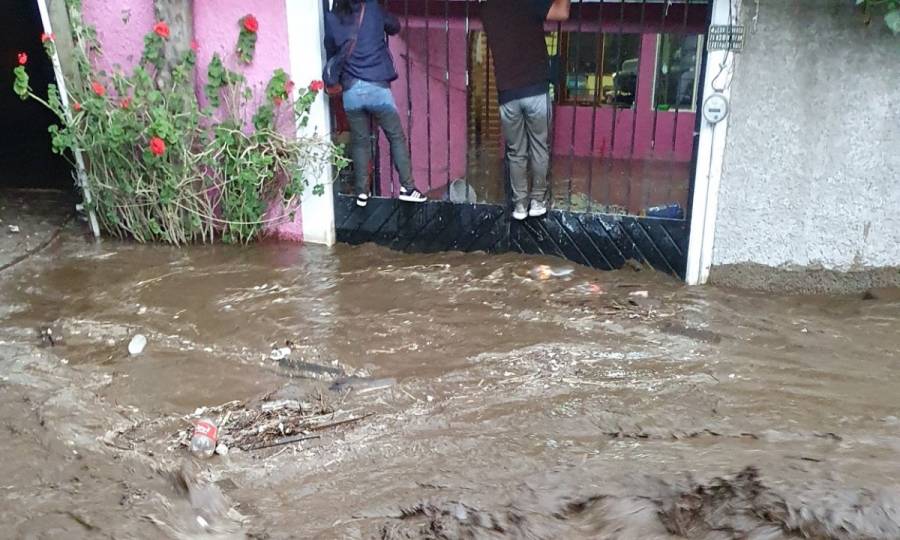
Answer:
[
  {"left": 242, "top": 14, "right": 259, "bottom": 33},
  {"left": 72, "top": 101, "right": 82, "bottom": 112},
  {"left": 91, "top": 80, "right": 105, "bottom": 97},
  {"left": 284, "top": 80, "right": 295, "bottom": 95},
  {"left": 308, "top": 80, "right": 325, "bottom": 93},
  {"left": 153, "top": 21, "right": 170, "bottom": 39},
  {"left": 149, "top": 137, "right": 166, "bottom": 157},
  {"left": 41, "top": 33, "right": 55, "bottom": 43},
  {"left": 190, "top": 39, "right": 200, "bottom": 52},
  {"left": 120, "top": 97, "right": 132, "bottom": 109},
  {"left": 17, "top": 52, "right": 27, "bottom": 65}
]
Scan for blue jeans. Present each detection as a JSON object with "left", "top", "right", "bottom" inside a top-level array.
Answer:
[{"left": 342, "top": 80, "right": 413, "bottom": 196}]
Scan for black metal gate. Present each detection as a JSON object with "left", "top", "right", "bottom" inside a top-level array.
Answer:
[{"left": 332, "top": 0, "right": 711, "bottom": 278}]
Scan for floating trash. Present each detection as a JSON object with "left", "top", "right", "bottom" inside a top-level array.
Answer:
[
  {"left": 190, "top": 418, "right": 218, "bottom": 459},
  {"left": 270, "top": 347, "right": 292, "bottom": 361},
  {"left": 128, "top": 334, "right": 147, "bottom": 356},
  {"left": 529, "top": 265, "right": 575, "bottom": 281}
]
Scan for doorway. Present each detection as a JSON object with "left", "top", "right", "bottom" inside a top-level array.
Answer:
[{"left": 0, "top": 0, "right": 72, "bottom": 190}]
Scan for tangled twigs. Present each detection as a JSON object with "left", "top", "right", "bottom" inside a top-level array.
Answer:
[
  {"left": 166, "top": 395, "right": 370, "bottom": 455},
  {"left": 241, "top": 434, "right": 320, "bottom": 452}
]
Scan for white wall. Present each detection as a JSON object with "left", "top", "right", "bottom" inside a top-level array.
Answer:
[
  {"left": 286, "top": 0, "right": 335, "bottom": 246},
  {"left": 711, "top": 0, "right": 900, "bottom": 278}
]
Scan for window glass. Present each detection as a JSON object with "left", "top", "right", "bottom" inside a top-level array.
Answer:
[
  {"left": 601, "top": 34, "right": 641, "bottom": 108},
  {"left": 653, "top": 34, "right": 702, "bottom": 111},
  {"left": 556, "top": 32, "right": 641, "bottom": 108}
]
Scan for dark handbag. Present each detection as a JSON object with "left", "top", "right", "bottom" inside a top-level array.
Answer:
[{"left": 323, "top": 3, "right": 367, "bottom": 96}]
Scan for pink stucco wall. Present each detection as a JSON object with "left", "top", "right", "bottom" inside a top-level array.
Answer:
[
  {"left": 82, "top": 0, "right": 291, "bottom": 116},
  {"left": 82, "top": 1, "right": 155, "bottom": 69},
  {"left": 82, "top": 0, "right": 301, "bottom": 240},
  {"left": 192, "top": 3, "right": 291, "bottom": 105}
]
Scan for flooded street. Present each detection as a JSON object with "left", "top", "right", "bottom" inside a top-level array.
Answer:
[{"left": 1, "top": 193, "right": 900, "bottom": 539}]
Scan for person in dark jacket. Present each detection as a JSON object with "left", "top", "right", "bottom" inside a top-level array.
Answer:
[
  {"left": 482, "top": 0, "right": 570, "bottom": 220},
  {"left": 325, "top": 0, "right": 426, "bottom": 207}
]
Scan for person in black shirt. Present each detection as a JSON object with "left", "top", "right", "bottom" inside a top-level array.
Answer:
[{"left": 481, "top": 0, "right": 570, "bottom": 220}]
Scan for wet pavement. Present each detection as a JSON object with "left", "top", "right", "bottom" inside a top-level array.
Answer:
[
  {"left": 0, "top": 189, "right": 75, "bottom": 271},
  {"left": 1, "top": 190, "right": 899, "bottom": 539}
]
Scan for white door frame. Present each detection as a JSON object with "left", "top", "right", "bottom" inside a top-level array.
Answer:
[
  {"left": 36, "top": 0, "right": 100, "bottom": 238},
  {"left": 685, "top": 0, "right": 740, "bottom": 285},
  {"left": 285, "top": 0, "right": 336, "bottom": 246}
]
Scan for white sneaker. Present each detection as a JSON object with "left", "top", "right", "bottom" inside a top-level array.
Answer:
[
  {"left": 528, "top": 200, "right": 547, "bottom": 218},
  {"left": 512, "top": 202, "right": 527, "bottom": 221},
  {"left": 356, "top": 194, "right": 368, "bottom": 207},
  {"left": 398, "top": 187, "right": 427, "bottom": 203}
]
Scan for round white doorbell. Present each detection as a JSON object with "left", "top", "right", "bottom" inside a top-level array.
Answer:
[{"left": 702, "top": 93, "right": 729, "bottom": 124}]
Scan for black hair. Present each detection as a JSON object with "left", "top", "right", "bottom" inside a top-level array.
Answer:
[{"left": 332, "top": 0, "right": 355, "bottom": 16}]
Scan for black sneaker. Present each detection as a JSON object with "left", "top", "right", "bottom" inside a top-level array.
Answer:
[
  {"left": 398, "top": 187, "right": 427, "bottom": 203},
  {"left": 356, "top": 194, "right": 369, "bottom": 207}
]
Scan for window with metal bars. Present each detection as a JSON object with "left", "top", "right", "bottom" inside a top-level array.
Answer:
[
  {"left": 556, "top": 32, "right": 643, "bottom": 108},
  {"left": 652, "top": 33, "right": 704, "bottom": 112},
  {"left": 342, "top": 0, "right": 710, "bottom": 217}
]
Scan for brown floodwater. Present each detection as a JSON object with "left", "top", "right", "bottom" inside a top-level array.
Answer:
[{"left": 1, "top": 193, "right": 899, "bottom": 539}]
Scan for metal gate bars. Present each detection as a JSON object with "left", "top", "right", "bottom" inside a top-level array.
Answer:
[{"left": 332, "top": 0, "right": 711, "bottom": 278}]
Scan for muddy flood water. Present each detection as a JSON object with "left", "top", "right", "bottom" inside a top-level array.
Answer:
[{"left": 1, "top": 194, "right": 900, "bottom": 539}]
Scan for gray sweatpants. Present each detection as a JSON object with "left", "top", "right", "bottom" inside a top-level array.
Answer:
[{"left": 499, "top": 92, "right": 551, "bottom": 206}]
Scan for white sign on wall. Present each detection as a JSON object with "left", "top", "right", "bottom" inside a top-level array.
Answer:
[{"left": 707, "top": 25, "right": 745, "bottom": 52}]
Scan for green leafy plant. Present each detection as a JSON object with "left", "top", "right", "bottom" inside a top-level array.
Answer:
[
  {"left": 237, "top": 14, "right": 259, "bottom": 64},
  {"left": 857, "top": 0, "right": 900, "bottom": 34},
  {"left": 13, "top": 9, "right": 346, "bottom": 245},
  {"left": 204, "top": 53, "right": 243, "bottom": 108}
]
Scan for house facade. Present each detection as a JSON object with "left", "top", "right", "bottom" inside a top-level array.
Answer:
[{"left": 26, "top": 0, "right": 900, "bottom": 290}]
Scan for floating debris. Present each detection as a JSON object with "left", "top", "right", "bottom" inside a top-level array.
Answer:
[
  {"left": 529, "top": 265, "right": 575, "bottom": 281},
  {"left": 270, "top": 346, "right": 292, "bottom": 361},
  {"left": 128, "top": 334, "right": 147, "bottom": 356},
  {"left": 190, "top": 419, "right": 218, "bottom": 459},
  {"left": 169, "top": 392, "right": 371, "bottom": 453},
  {"left": 275, "top": 357, "right": 344, "bottom": 379},
  {"left": 39, "top": 327, "right": 61, "bottom": 347},
  {"left": 329, "top": 376, "right": 396, "bottom": 394},
  {"left": 571, "top": 282, "right": 606, "bottom": 296}
]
